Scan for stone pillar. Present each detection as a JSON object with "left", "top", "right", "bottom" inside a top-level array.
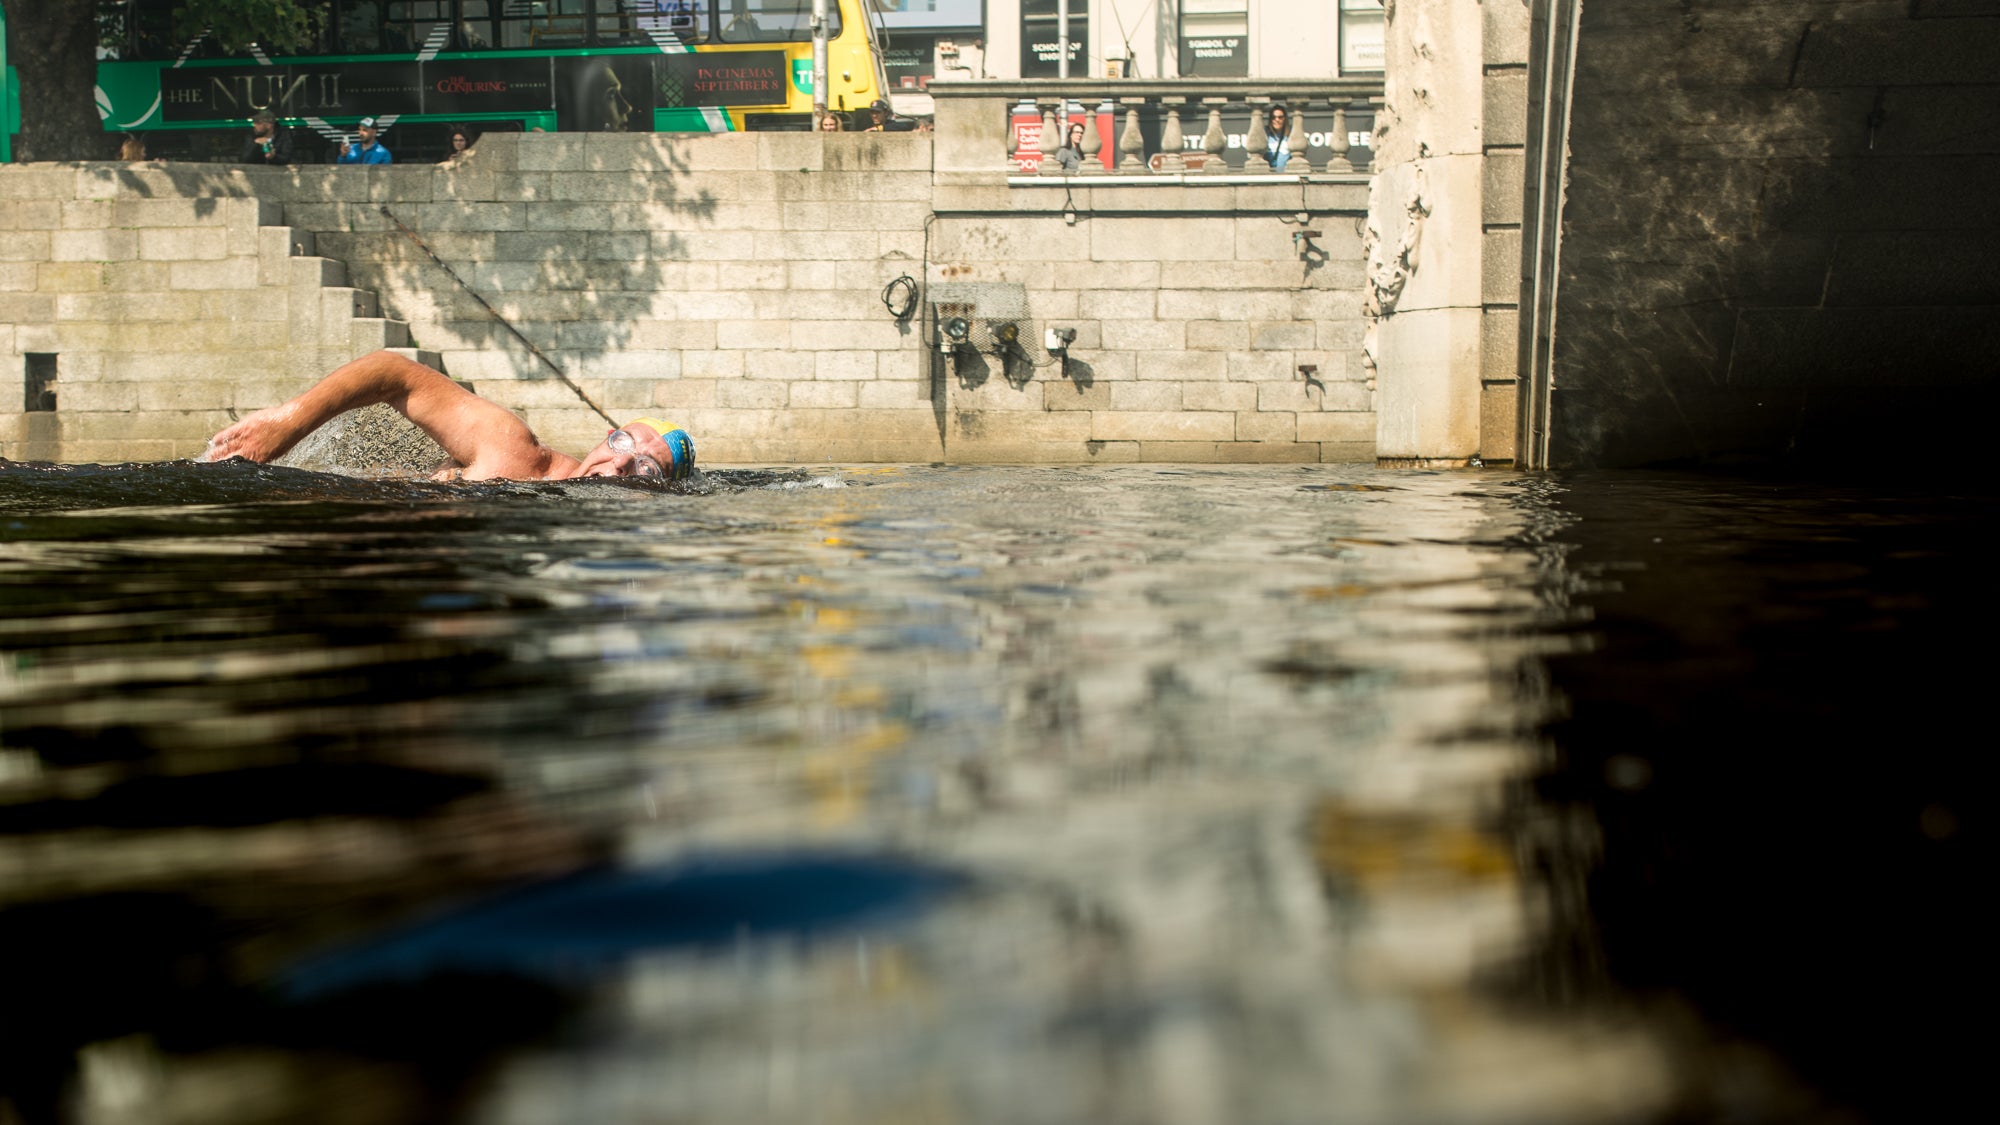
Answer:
[
  {"left": 1117, "top": 101, "right": 1145, "bottom": 171},
  {"left": 1286, "top": 102, "right": 1312, "bottom": 175},
  {"left": 1157, "top": 99, "right": 1186, "bottom": 174},
  {"left": 1365, "top": 0, "right": 1488, "bottom": 464},
  {"left": 1082, "top": 99, "right": 1107, "bottom": 174},
  {"left": 1037, "top": 101, "right": 1062, "bottom": 176},
  {"left": 1200, "top": 101, "right": 1227, "bottom": 174},
  {"left": 1243, "top": 105, "right": 1271, "bottom": 173},
  {"left": 1349, "top": 100, "right": 1377, "bottom": 174},
  {"left": 1331, "top": 105, "right": 1352, "bottom": 173}
]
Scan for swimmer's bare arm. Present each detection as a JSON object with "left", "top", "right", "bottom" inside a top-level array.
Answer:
[{"left": 203, "top": 350, "right": 563, "bottom": 479}]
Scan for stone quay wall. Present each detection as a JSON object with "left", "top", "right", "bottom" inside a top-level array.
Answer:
[{"left": 1, "top": 127, "right": 1373, "bottom": 467}]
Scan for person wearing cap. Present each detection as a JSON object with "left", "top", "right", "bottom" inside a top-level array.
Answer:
[
  {"left": 239, "top": 110, "right": 294, "bottom": 165},
  {"left": 863, "top": 99, "right": 915, "bottom": 133},
  {"left": 337, "top": 118, "right": 393, "bottom": 164},
  {"left": 202, "top": 350, "right": 696, "bottom": 483}
]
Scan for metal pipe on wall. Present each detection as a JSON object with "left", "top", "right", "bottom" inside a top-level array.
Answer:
[
  {"left": 1058, "top": 0, "right": 1071, "bottom": 79},
  {"left": 812, "top": 0, "right": 829, "bottom": 115}
]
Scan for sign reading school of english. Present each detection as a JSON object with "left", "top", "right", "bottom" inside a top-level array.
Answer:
[
  {"left": 160, "top": 60, "right": 553, "bottom": 121},
  {"left": 658, "top": 52, "right": 786, "bottom": 107},
  {"left": 1179, "top": 35, "right": 1248, "bottom": 77}
]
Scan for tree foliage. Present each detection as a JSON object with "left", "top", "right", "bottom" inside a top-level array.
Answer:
[
  {"left": 173, "top": 0, "right": 317, "bottom": 54},
  {"left": 2, "top": 0, "right": 320, "bottom": 161}
]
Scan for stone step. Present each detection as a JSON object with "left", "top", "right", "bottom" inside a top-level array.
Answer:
[
  {"left": 288, "top": 255, "right": 347, "bottom": 289},
  {"left": 257, "top": 210, "right": 417, "bottom": 380},
  {"left": 351, "top": 317, "right": 410, "bottom": 352},
  {"left": 386, "top": 346, "right": 445, "bottom": 371},
  {"left": 261, "top": 225, "right": 316, "bottom": 258},
  {"left": 384, "top": 347, "right": 476, "bottom": 391}
]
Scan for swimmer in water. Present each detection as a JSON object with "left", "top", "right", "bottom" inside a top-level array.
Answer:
[{"left": 201, "top": 349, "right": 694, "bottom": 482}]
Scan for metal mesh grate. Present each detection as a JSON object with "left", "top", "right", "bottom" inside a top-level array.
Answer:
[{"left": 928, "top": 281, "right": 1052, "bottom": 360}]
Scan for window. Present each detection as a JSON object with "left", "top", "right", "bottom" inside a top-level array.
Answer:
[
  {"left": 496, "top": 0, "right": 589, "bottom": 48},
  {"left": 631, "top": 0, "right": 711, "bottom": 45},
  {"left": 1179, "top": 0, "right": 1247, "bottom": 78},
  {"left": 383, "top": 1, "right": 451, "bottom": 52},
  {"left": 716, "top": 0, "right": 830, "bottom": 45},
  {"left": 98, "top": 0, "right": 178, "bottom": 61},
  {"left": 458, "top": 0, "right": 495, "bottom": 48},
  {"left": 1021, "top": 0, "right": 1085, "bottom": 78},
  {"left": 25, "top": 354, "right": 57, "bottom": 413},
  {"left": 1340, "top": 0, "right": 1384, "bottom": 74},
  {"left": 337, "top": 0, "right": 384, "bottom": 52}
]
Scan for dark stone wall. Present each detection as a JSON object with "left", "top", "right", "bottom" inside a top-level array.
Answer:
[{"left": 1546, "top": 0, "right": 2000, "bottom": 468}]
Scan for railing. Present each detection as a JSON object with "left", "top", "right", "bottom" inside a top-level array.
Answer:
[{"left": 927, "top": 78, "right": 1387, "bottom": 179}]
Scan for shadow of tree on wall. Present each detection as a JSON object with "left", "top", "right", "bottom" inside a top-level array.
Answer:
[
  {"left": 83, "top": 136, "right": 714, "bottom": 444},
  {"left": 337, "top": 136, "right": 713, "bottom": 438}
]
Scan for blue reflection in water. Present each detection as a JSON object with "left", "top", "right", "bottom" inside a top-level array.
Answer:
[{"left": 285, "top": 854, "right": 965, "bottom": 999}]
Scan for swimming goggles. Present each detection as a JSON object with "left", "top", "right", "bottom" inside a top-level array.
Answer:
[{"left": 605, "top": 428, "right": 665, "bottom": 478}]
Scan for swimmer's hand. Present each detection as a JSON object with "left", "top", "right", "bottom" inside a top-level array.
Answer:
[{"left": 202, "top": 405, "right": 300, "bottom": 464}]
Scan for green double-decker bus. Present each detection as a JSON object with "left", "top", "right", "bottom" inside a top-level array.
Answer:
[{"left": 84, "top": 1, "right": 890, "bottom": 164}]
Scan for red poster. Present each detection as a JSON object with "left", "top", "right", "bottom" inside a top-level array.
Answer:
[{"left": 1011, "top": 105, "right": 1043, "bottom": 172}]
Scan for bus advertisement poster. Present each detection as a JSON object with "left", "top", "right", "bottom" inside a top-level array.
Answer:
[
  {"left": 557, "top": 56, "right": 656, "bottom": 133},
  {"left": 158, "top": 60, "right": 554, "bottom": 123},
  {"left": 656, "top": 51, "right": 787, "bottom": 108},
  {"left": 427, "top": 59, "right": 556, "bottom": 118}
]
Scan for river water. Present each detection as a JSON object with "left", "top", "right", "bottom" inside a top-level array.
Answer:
[{"left": 0, "top": 460, "right": 1980, "bottom": 1125}]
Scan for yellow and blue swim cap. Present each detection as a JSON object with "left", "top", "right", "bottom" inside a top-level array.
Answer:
[{"left": 626, "top": 417, "right": 696, "bottom": 480}]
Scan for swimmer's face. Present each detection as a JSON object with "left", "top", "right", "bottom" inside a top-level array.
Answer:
[{"left": 577, "top": 422, "right": 674, "bottom": 478}]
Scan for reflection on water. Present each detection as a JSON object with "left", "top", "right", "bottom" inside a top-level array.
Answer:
[{"left": 0, "top": 461, "right": 1980, "bottom": 1123}]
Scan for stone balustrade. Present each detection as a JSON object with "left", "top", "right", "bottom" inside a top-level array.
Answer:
[{"left": 927, "top": 78, "right": 1385, "bottom": 180}]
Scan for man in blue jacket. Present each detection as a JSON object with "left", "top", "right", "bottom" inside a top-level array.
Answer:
[{"left": 337, "top": 117, "right": 393, "bottom": 164}]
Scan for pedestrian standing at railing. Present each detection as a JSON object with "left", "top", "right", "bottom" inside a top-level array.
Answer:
[
  {"left": 863, "top": 99, "right": 916, "bottom": 133},
  {"left": 440, "top": 126, "right": 475, "bottom": 163},
  {"left": 238, "top": 111, "right": 294, "bottom": 165},
  {"left": 1053, "top": 120, "right": 1086, "bottom": 174},
  {"left": 337, "top": 117, "right": 393, "bottom": 165},
  {"left": 1265, "top": 105, "right": 1293, "bottom": 171}
]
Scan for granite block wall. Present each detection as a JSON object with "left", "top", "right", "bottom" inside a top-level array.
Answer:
[
  {"left": 1539, "top": 0, "right": 2000, "bottom": 467},
  {"left": 924, "top": 179, "right": 1374, "bottom": 463},
  {"left": 2, "top": 129, "right": 1375, "bottom": 467},
  {"left": 0, "top": 165, "right": 411, "bottom": 463},
  {"left": 1363, "top": 0, "right": 1529, "bottom": 466}
]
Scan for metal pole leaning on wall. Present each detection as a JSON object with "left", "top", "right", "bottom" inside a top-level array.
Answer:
[
  {"left": 1516, "top": 0, "right": 1584, "bottom": 470},
  {"left": 379, "top": 205, "right": 619, "bottom": 430}
]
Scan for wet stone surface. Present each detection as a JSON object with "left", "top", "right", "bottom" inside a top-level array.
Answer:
[{"left": 0, "top": 461, "right": 1981, "bottom": 1124}]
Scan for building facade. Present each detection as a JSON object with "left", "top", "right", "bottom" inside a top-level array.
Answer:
[{"left": 883, "top": 1, "right": 1385, "bottom": 88}]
